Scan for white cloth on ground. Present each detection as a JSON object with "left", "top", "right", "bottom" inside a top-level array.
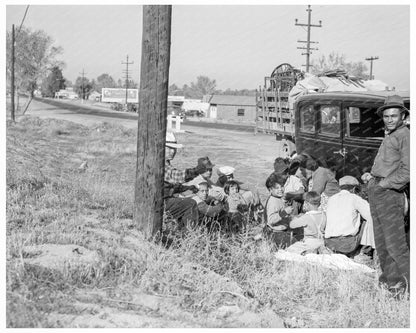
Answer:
[
  {"left": 274, "top": 250, "right": 376, "bottom": 275},
  {"left": 286, "top": 238, "right": 324, "bottom": 255}
]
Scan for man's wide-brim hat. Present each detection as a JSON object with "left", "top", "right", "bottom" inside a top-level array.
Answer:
[
  {"left": 166, "top": 131, "right": 183, "bottom": 149},
  {"left": 197, "top": 157, "right": 215, "bottom": 171},
  {"left": 376, "top": 95, "right": 409, "bottom": 117},
  {"left": 274, "top": 157, "right": 289, "bottom": 174}
]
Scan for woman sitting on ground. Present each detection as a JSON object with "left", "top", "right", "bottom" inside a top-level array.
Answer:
[{"left": 299, "top": 156, "right": 340, "bottom": 212}]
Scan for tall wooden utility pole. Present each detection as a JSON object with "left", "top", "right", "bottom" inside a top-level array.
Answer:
[
  {"left": 79, "top": 69, "right": 86, "bottom": 102},
  {"left": 134, "top": 5, "right": 172, "bottom": 239},
  {"left": 11, "top": 24, "right": 15, "bottom": 122},
  {"left": 295, "top": 5, "right": 322, "bottom": 73},
  {"left": 365, "top": 56, "right": 379, "bottom": 80},
  {"left": 122, "top": 55, "right": 134, "bottom": 108}
]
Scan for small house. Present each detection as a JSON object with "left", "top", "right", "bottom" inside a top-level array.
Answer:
[
  {"left": 88, "top": 91, "right": 101, "bottom": 101},
  {"left": 206, "top": 95, "right": 257, "bottom": 123}
]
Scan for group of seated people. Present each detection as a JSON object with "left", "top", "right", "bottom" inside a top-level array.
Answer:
[
  {"left": 164, "top": 132, "right": 261, "bottom": 233},
  {"left": 263, "top": 153, "right": 376, "bottom": 261},
  {"left": 164, "top": 132, "right": 376, "bottom": 261},
  {"left": 181, "top": 158, "right": 261, "bottom": 233}
]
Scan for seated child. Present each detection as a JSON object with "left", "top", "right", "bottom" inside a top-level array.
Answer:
[
  {"left": 286, "top": 191, "right": 326, "bottom": 255},
  {"left": 224, "top": 180, "right": 249, "bottom": 233},
  {"left": 191, "top": 182, "right": 226, "bottom": 228},
  {"left": 263, "top": 173, "right": 294, "bottom": 248},
  {"left": 264, "top": 173, "right": 294, "bottom": 229}
]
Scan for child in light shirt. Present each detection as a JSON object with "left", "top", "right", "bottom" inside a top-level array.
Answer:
[
  {"left": 286, "top": 191, "right": 326, "bottom": 254},
  {"left": 224, "top": 180, "right": 249, "bottom": 232},
  {"left": 264, "top": 173, "right": 293, "bottom": 230}
]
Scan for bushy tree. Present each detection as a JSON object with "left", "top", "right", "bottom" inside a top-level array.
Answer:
[
  {"left": 95, "top": 73, "right": 116, "bottom": 93},
  {"left": 220, "top": 88, "right": 257, "bottom": 96},
  {"left": 184, "top": 76, "right": 217, "bottom": 99},
  {"left": 168, "top": 83, "right": 184, "bottom": 96},
  {"left": 73, "top": 76, "right": 93, "bottom": 100},
  {"left": 40, "top": 66, "right": 66, "bottom": 97},
  {"left": 6, "top": 26, "right": 64, "bottom": 97},
  {"left": 311, "top": 52, "right": 369, "bottom": 80}
]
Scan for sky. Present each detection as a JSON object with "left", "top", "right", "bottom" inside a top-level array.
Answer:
[{"left": 4, "top": 2, "right": 413, "bottom": 91}]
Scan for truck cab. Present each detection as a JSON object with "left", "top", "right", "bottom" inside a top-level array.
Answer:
[{"left": 294, "top": 91, "right": 410, "bottom": 179}]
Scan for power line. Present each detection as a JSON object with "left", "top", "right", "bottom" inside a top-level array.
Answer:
[{"left": 17, "top": 5, "right": 30, "bottom": 34}]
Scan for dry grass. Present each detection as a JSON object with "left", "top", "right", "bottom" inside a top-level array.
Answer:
[{"left": 6, "top": 116, "right": 410, "bottom": 328}]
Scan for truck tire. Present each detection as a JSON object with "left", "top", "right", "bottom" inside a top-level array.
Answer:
[{"left": 279, "top": 139, "right": 296, "bottom": 159}]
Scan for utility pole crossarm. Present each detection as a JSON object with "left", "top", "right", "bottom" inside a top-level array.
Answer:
[
  {"left": 295, "top": 5, "right": 322, "bottom": 73},
  {"left": 365, "top": 56, "right": 379, "bottom": 80}
]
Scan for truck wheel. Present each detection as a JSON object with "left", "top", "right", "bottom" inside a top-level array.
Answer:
[{"left": 279, "top": 139, "right": 296, "bottom": 159}]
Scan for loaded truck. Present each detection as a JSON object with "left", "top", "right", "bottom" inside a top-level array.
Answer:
[{"left": 256, "top": 63, "right": 410, "bottom": 179}]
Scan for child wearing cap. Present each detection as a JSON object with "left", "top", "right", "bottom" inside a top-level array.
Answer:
[{"left": 286, "top": 191, "right": 326, "bottom": 254}]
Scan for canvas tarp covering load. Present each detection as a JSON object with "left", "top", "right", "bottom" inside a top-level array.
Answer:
[{"left": 288, "top": 72, "right": 388, "bottom": 109}]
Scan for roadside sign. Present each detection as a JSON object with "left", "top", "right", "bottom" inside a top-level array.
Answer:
[{"left": 101, "top": 88, "right": 139, "bottom": 103}]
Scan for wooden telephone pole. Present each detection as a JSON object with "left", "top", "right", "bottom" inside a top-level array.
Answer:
[
  {"left": 295, "top": 5, "right": 322, "bottom": 73},
  {"left": 79, "top": 69, "right": 87, "bottom": 102},
  {"left": 11, "top": 24, "right": 15, "bottom": 122},
  {"left": 365, "top": 56, "right": 379, "bottom": 80},
  {"left": 134, "top": 5, "right": 172, "bottom": 239},
  {"left": 122, "top": 55, "right": 134, "bottom": 108}
]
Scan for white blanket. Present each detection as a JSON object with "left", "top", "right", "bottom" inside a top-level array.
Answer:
[{"left": 274, "top": 250, "right": 376, "bottom": 275}]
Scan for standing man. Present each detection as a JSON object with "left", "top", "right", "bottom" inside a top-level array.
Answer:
[{"left": 366, "top": 95, "right": 410, "bottom": 294}]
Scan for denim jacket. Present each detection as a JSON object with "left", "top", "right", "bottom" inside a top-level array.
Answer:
[{"left": 371, "top": 125, "right": 410, "bottom": 190}]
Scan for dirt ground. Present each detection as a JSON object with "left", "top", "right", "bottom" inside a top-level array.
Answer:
[{"left": 21, "top": 98, "right": 286, "bottom": 201}]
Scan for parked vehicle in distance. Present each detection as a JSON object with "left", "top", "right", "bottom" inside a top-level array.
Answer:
[
  {"left": 293, "top": 90, "right": 410, "bottom": 179},
  {"left": 184, "top": 109, "right": 205, "bottom": 118}
]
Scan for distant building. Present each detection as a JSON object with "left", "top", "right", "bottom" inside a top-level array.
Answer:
[
  {"left": 55, "top": 87, "right": 78, "bottom": 100},
  {"left": 88, "top": 91, "right": 101, "bottom": 101},
  {"left": 206, "top": 95, "right": 257, "bottom": 123}
]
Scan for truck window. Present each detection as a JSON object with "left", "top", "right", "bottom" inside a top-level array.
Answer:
[
  {"left": 300, "top": 105, "right": 315, "bottom": 133},
  {"left": 320, "top": 105, "right": 340, "bottom": 136},
  {"left": 345, "top": 106, "right": 384, "bottom": 138}
]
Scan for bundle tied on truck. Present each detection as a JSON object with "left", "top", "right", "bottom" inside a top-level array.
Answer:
[{"left": 256, "top": 63, "right": 390, "bottom": 159}]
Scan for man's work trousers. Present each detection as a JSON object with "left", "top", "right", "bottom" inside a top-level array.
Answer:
[
  {"left": 165, "top": 197, "right": 199, "bottom": 229},
  {"left": 368, "top": 180, "right": 410, "bottom": 290}
]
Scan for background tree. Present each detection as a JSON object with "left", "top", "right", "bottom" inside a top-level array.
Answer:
[
  {"left": 220, "top": 88, "right": 257, "bottom": 96},
  {"left": 73, "top": 76, "right": 93, "bottom": 100},
  {"left": 184, "top": 75, "right": 217, "bottom": 99},
  {"left": 168, "top": 83, "right": 184, "bottom": 96},
  {"left": 64, "top": 79, "right": 73, "bottom": 87},
  {"left": 311, "top": 52, "right": 369, "bottom": 80},
  {"left": 6, "top": 26, "right": 64, "bottom": 97},
  {"left": 40, "top": 66, "right": 66, "bottom": 97},
  {"left": 95, "top": 73, "right": 116, "bottom": 93}
]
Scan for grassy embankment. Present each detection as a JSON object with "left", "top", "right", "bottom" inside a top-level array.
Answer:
[{"left": 6, "top": 116, "right": 410, "bottom": 328}]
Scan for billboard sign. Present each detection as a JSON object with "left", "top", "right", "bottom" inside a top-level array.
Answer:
[{"left": 101, "top": 88, "right": 139, "bottom": 103}]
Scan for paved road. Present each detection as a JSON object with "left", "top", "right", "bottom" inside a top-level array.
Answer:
[
  {"left": 32, "top": 97, "right": 256, "bottom": 133},
  {"left": 21, "top": 97, "right": 289, "bottom": 160}
]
